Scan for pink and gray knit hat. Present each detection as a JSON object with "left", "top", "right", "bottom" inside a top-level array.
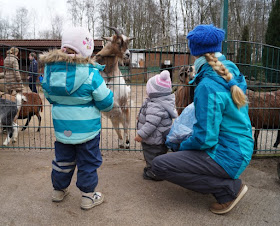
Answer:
[
  {"left": 61, "top": 27, "right": 94, "bottom": 57},
  {"left": 146, "top": 70, "right": 172, "bottom": 96}
]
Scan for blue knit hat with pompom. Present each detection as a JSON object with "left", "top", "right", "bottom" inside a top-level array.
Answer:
[{"left": 187, "top": 24, "right": 225, "bottom": 56}]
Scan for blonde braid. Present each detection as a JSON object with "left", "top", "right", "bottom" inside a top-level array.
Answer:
[{"left": 204, "top": 53, "right": 247, "bottom": 108}]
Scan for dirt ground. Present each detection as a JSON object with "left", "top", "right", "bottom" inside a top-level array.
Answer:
[{"left": 0, "top": 149, "right": 279, "bottom": 226}]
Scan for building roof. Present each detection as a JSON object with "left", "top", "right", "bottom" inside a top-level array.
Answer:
[{"left": 0, "top": 39, "right": 104, "bottom": 49}]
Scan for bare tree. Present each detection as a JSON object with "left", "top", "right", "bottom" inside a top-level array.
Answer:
[
  {"left": 11, "top": 7, "right": 29, "bottom": 39},
  {"left": 51, "top": 14, "right": 64, "bottom": 39},
  {"left": 65, "top": 0, "right": 274, "bottom": 48},
  {"left": 30, "top": 9, "right": 38, "bottom": 39},
  {"left": 67, "top": 0, "right": 98, "bottom": 38},
  {"left": 0, "top": 0, "right": 270, "bottom": 46},
  {"left": 180, "top": 0, "right": 197, "bottom": 34},
  {"left": 38, "top": 30, "right": 52, "bottom": 39},
  {"left": 158, "top": 0, "right": 173, "bottom": 46},
  {"left": 0, "top": 15, "right": 10, "bottom": 39},
  {"left": 85, "top": 0, "right": 97, "bottom": 38},
  {"left": 67, "top": 0, "right": 80, "bottom": 26},
  {"left": 228, "top": 0, "right": 272, "bottom": 43}
]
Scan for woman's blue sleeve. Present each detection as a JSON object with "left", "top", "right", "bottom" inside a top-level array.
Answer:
[{"left": 179, "top": 83, "right": 224, "bottom": 151}]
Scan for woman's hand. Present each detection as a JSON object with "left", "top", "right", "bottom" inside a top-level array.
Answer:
[{"left": 134, "top": 134, "right": 142, "bottom": 142}]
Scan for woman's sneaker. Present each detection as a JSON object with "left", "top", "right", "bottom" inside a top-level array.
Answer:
[
  {"left": 81, "top": 192, "right": 104, "bottom": 210},
  {"left": 143, "top": 168, "right": 163, "bottom": 181},
  {"left": 52, "top": 188, "right": 69, "bottom": 202},
  {"left": 210, "top": 184, "right": 248, "bottom": 214}
]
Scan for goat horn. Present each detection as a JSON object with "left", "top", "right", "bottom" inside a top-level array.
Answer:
[
  {"left": 106, "top": 26, "right": 121, "bottom": 36},
  {"left": 102, "top": 37, "right": 113, "bottom": 42}
]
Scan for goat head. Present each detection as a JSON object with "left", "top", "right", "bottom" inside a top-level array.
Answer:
[
  {"left": 97, "top": 27, "right": 134, "bottom": 61},
  {"left": 179, "top": 65, "right": 195, "bottom": 84}
]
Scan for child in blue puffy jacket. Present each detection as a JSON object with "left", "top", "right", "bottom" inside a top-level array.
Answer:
[
  {"left": 41, "top": 27, "right": 113, "bottom": 210},
  {"left": 152, "top": 24, "right": 254, "bottom": 215}
]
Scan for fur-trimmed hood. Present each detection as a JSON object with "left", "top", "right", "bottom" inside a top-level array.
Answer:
[
  {"left": 41, "top": 49, "right": 106, "bottom": 95},
  {"left": 39, "top": 49, "right": 104, "bottom": 71}
]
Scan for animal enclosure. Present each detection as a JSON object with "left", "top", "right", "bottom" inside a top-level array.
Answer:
[{"left": 0, "top": 41, "right": 280, "bottom": 155}]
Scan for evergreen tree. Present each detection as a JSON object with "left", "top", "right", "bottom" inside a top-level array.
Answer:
[
  {"left": 237, "top": 25, "right": 252, "bottom": 78},
  {"left": 265, "top": 0, "right": 280, "bottom": 47},
  {"left": 263, "top": 0, "right": 280, "bottom": 83},
  {"left": 237, "top": 25, "right": 251, "bottom": 64}
]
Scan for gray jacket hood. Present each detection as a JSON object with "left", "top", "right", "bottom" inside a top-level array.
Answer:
[
  {"left": 150, "top": 94, "right": 178, "bottom": 119},
  {"left": 137, "top": 93, "right": 177, "bottom": 145}
]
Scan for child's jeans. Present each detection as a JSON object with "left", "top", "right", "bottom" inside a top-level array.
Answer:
[
  {"left": 142, "top": 142, "right": 168, "bottom": 173},
  {"left": 52, "top": 133, "right": 102, "bottom": 193}
]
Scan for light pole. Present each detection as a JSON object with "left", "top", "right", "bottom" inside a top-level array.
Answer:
[{"left": 220, "top": 0, "right": 228, "bottom": 55}]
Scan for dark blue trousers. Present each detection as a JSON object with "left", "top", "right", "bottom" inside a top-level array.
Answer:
[
  {"left": 28, "top": 76, "right": 37, "bottom": 93},
  {"left": 152, "top": 150, "right": 241, "bottom": 204},
  {"left": 52, "top": 134, "right": 102, "bottom": 193}
]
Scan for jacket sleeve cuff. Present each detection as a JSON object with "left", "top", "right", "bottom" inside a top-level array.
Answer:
[
  {"left": 179, "top": 137, "right": 200, "bottom": 151},
  {"left": 137, "top": 130, "right": 148, "bottom": 139}
]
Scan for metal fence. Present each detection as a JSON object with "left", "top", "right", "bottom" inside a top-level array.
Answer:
[
  {"left": 0, "top": 41, "right": 279, "bottom": 155},
  {"left": 226, "top": 41, "right": 280, "bottom": 154}
]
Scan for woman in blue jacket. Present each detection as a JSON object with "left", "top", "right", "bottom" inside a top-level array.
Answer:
[{"left": 152, "top": 24, "right": 254, "bottom": 215}]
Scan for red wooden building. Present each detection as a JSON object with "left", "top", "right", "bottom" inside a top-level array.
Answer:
[{"left": 0, "top": 39, "right": 104, "bottom": 74}]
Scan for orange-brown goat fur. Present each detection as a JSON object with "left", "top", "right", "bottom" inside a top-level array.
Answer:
[
  {"left": 247, "top": 89, "right": 280, "bottom": 150},
  {"left": 1, "top": 92, "right": 43, "bottom": 132},
  {"left": 175, "top": 65, "right": 195, "bottom": 115},
  {"left": 18, "top": 93, "right": 43, "bottom": 132}
]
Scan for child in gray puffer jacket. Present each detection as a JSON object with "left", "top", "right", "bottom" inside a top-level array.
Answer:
[{"left": 135, "top": 70, "right": 178, "bottom": 180}]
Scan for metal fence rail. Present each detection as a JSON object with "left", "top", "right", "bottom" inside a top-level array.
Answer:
[
  {"left": 0, "top": 41, "right": 279, "bottom": 155},
  {"left": 225, "top": 41, "right": 280, "bottom": 154}
]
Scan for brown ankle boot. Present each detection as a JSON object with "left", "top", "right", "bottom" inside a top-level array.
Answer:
[{"left": 210, "top": 184, "right": 248, "bottom": 214}]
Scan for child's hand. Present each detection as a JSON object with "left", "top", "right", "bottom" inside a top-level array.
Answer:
[{"left": 134, "top": 134, "right": 142, "bottom": 142}]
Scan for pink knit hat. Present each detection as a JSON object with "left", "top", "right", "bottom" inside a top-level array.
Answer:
[
  {"left": 146, "top": 70, "right": 172, "bottom": 95},
  {"left": 61, "top": 27, "right": 94, "bottom": 57}
]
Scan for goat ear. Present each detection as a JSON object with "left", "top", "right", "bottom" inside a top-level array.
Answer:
[{"left": 102, "top": 37, "right": 113, "bottom": 42}]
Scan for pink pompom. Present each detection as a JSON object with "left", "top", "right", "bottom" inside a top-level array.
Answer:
[{"left": 160, "top": 70, "right": 170, "bottom": 81}]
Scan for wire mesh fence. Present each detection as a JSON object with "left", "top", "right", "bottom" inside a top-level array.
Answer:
[
  {"left": 225, "top": 41, "right": 280, "bottom": 154},
  {"left": 0, "top": 41, "right": 279, "bottom": 155}
]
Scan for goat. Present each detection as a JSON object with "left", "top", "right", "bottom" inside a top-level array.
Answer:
[
  {"left": 1, "top": 92, "right": 43, "bottom": 132},
  {"left": 0, "top": 94, "right": 24, "bottom": 146},
  {"left": 93, "top": 27, "right": 133, "bottom": 149},
  {"left": 247, "top": 89, "right": 280, "bottom": 150},
  {"left": 175, "top": 65, "right": 195, "bottom": 115},
  {"left": 18, "top": 93, "right": 43, "bottom": 132}
]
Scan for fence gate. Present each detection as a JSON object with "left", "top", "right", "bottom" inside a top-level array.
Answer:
[{"left": 0, "top": 42, "right": 279, "bottom": 155}]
